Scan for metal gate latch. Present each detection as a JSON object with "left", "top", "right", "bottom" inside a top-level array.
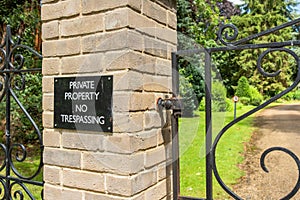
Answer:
[{"left": 157, "top": 97, "right": 182, "bottom": 117}]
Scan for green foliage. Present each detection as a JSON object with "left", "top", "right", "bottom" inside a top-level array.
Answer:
[
  {"left": 0, "top": 73, "right": 42, "bottom": 143},
  {"left": 225, "top": 98, "right": 234, "bottom": 111},
  {"left": 0, "top": 0, "right": 42, "bottom": 144},
  {"left": 178, "top": 56, "right": 205, "bottom": 106},
  {"left": 236, "top": 76, "right": 251, "bottom": 98},
  {"left": 180, "top": 73, "right": 197, "bottom": 117},
  {"left": 282, "top": 89, "right": 300, "bottom": 100},
  {"left": 218, "top": 0, "right": 299, "bottom": 97},
  {"left": 177, "top": 0, "right": 234, "bottom": 105},
  {"left": 283, "top": 91, "right": 295, "bottom": 101},
  {"left": 199, "top": 82, "right": 233, "bottom": 112},
  {"left": 249, "top": 85, "right": 263, "bottom": 106},
  {"left": 293, "top": 90, "right": 300, "bottom": 100},
  {"left": 212, "top": 81, "right": 228, "bottom": 112},
  {"left": 177, "top": 0, "right": 221, "bottom": 46},
  {"left": 0, "top": 0, "right": 41, "bottom": 47},
  {"left": 239, "top": 97, "right": 251, "bottom": 105},
  {"left": 198, "top": 98, "right": 205, "bottom": 111},
  {"left": 236, "top": 77, "right": 263, "bottom": 105}
]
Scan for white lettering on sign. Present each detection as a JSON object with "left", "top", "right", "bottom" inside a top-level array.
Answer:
[
  {"left": 60, "top": 114, "right": 105, "bottom": 125},
  {"left": 64, "top": 92, "right": 100, "bottom": 101},
  {"left": 69, "top": 81, "right": 95, "bottom": 89},
  {"left": 75, "top": 104, "right": 88, "bottom": 112}
]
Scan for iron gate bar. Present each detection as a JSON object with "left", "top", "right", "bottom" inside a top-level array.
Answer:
[
  {"left": 172, "top": 52, "right": 180, "bottom": 200},
  {"left": 204, "top": 51, "right": 212, "bottom": 200},
  {"left": 172, "top": 17, "right": 300, "bottom": 200},
  {"left": 230, "top": 17, "right": 300, "bottom": 46},
  {"left": 0, "top": 25, "right": 43, "bottom": 199}
]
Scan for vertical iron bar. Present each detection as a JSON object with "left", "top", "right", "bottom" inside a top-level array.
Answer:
[
  {"left": 172, "top": 52, "right": 180, "bottom": 200},
  {"left": 205, "top": 51, "right": 213, "bottom": 200},
  {"left": 5, "top": 25, "right": 11, "bottom": 200}
]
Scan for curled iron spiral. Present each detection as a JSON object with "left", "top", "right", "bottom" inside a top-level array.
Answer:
[
  {"left": 217, "top": 24, "right": 239, "bottom": 46},
  {"left": 260, "top": 147, "right": 300, "bottom": 199}
]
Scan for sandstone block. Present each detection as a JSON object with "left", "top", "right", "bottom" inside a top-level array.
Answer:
[
  {"left": 82, "top": 152, "right": 144, "bottom": 175},
  {"left": 144, "top": 111, "right": 162, "bottom": 130},
  {"left": 145, "top": 145, "right": 166, "bottom": 168},
  {"left": 143, "top": 74, "right": 170, "bottom": 92},
  {"left": 144, "top": 36, "right": 168, "bottom": 58},
  {"left": 44, "top": 165, "right": 61, "bottom": 185},
  {"left": 113, "top": 112, "right": 144, "bottom": 133},
  {"left": 44, "top": 148, "right": 81, "bottom": 168},
  {"left": 42, "top": 76, "right": 54, "bottom": 93},
  {"left": 167, "top": 10, "right": 177, "bottom": 29},
  {"left": 82, "top": 30, "right": 143, "bottom": 53},
  {"left": 106, "top": 174, "right": 132, "bottom": 196},
  {"left": 61, "top": 14, "right": 104, "bottom": 37},
  {"left": 43, "top": 129, "right": 60, "bottom": 147},
  {"left": 61, "top": 54, "right": 103, "bottom": 74},
  {"left": 143, "top": 0, "right": 167, "bottom": 25},
  {"left": 42, "top": 21, "right": 59, "bottom": 39},
  {"left": 62, "top": 132, "right": 104, "bottom": 151},
  {"left": 43, "top": 37, "right": 80, "bottom": 57},
  {"left": 43, "top": 112, "right": 54, "bottom": 129},
  {"left": 43, "top": 94, "right": 54, "bottom": 111},
  {"left": 42, "top": 58, "right": 60, "bottom": 75},
  {"left": 41, "top": 0, "right": 80, "bottom": 21},
  {"left": 144, "top": 179, "right": 167, "bottom": 200},
  {"left": 63, "top": 169, "right": 105, "bottom": 192},
  {"left": 44, "top": 184, "right": 83, "bottom": 200},
  {"left": 84, "top": 192, "right": 133, "bottom": 200}
]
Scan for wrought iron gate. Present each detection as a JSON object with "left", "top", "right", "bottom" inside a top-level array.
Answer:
[
  {"left": 0, "top": 25, "right": 43, "bottom": 199},
  {"left": 170, "top": 18, "right": 300, "bottom": 200}
]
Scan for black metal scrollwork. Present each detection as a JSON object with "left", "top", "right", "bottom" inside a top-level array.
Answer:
[
  {"left": 260, "top": 147, "right": 300, "bottom": 199},
  {"left": 172, "top": 17, "right": 300, "bottom": 200},
  {"left": 211, "top": 20, "right": 300, "bottom": 200},
  {"left": 0, "top": 25, "right": 43, "bottom": 199},
  {"left": 217, "top": 23, "right": 239, "bottom": 46}
]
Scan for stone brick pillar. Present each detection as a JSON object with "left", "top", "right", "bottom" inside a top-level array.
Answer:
[{"left": 41, "top": 0, "right": 177, "bottom": 199}]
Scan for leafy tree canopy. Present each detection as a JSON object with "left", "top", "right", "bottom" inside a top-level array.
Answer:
[
  {"left": 0, "top": 0, "right": 41, "bottom": 50},
  {"left": 226, "top": 0, "right": 299, "bottom": 96},
  {"left": 177, "top": 0, "right": 240, "bottom": 106},
  {"left": 0, "top": 0, "right": 42, "bottom": 144}
]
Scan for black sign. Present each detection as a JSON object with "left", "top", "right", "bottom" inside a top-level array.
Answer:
[{"left": 54, "top": 76, "right": 113, "bottom": 132}]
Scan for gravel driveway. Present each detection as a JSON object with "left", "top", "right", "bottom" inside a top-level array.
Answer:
[{"left": 233, "top": 103, "right": 300, "bottom": 199}]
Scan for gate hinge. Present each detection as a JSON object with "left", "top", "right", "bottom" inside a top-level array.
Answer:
[{"left": 157, "top": 97, "right": 182, "bottom": 118}]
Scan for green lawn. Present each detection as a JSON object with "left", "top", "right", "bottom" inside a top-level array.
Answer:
[{"left": 179, "top": 104, "right": 256, "bottom": 199}]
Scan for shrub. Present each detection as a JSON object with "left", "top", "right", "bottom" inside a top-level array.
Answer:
[
  {"left": 236, "top": 76, "right": 251, "bottom": 98},
  {"left": 293, "top": 90, "right": 300, "bottom": 100},
  {"left": 198, "top": 82, "right": 232, "bottom": 112},
  {"left": 212, "top": 81, "right": 227, "bottom": 102},
  {"left": 239, "top": 97, "right": 251, "bottom": 105},
  {"left": 249, "top": 86, "right": 263, "bottom": 106},
  {"left": 235, "top": 77, "right": 263, "bottom": 106},
  {"left": 180, "top": 75, "right": 196, "bottom": 117},
  {"left": 225, "top": 98, "right": 234, "bottom": 111},
  {"left": 283, "top": 91, "right": 294, "bottom": 101},
  {"left": 212, "top": 81, "right": 228, "bottom": 112},
  {"left": 198, "top": 98, "right": 205, "bottom": 111}
]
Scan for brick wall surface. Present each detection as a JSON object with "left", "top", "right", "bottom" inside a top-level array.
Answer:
[{"left": 42, "top": 0, "right": 176, "bottom": 199}]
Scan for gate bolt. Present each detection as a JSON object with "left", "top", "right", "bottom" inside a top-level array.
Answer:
[{"left": 157, "top": 97, "right": 182, "bottom": 117}]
